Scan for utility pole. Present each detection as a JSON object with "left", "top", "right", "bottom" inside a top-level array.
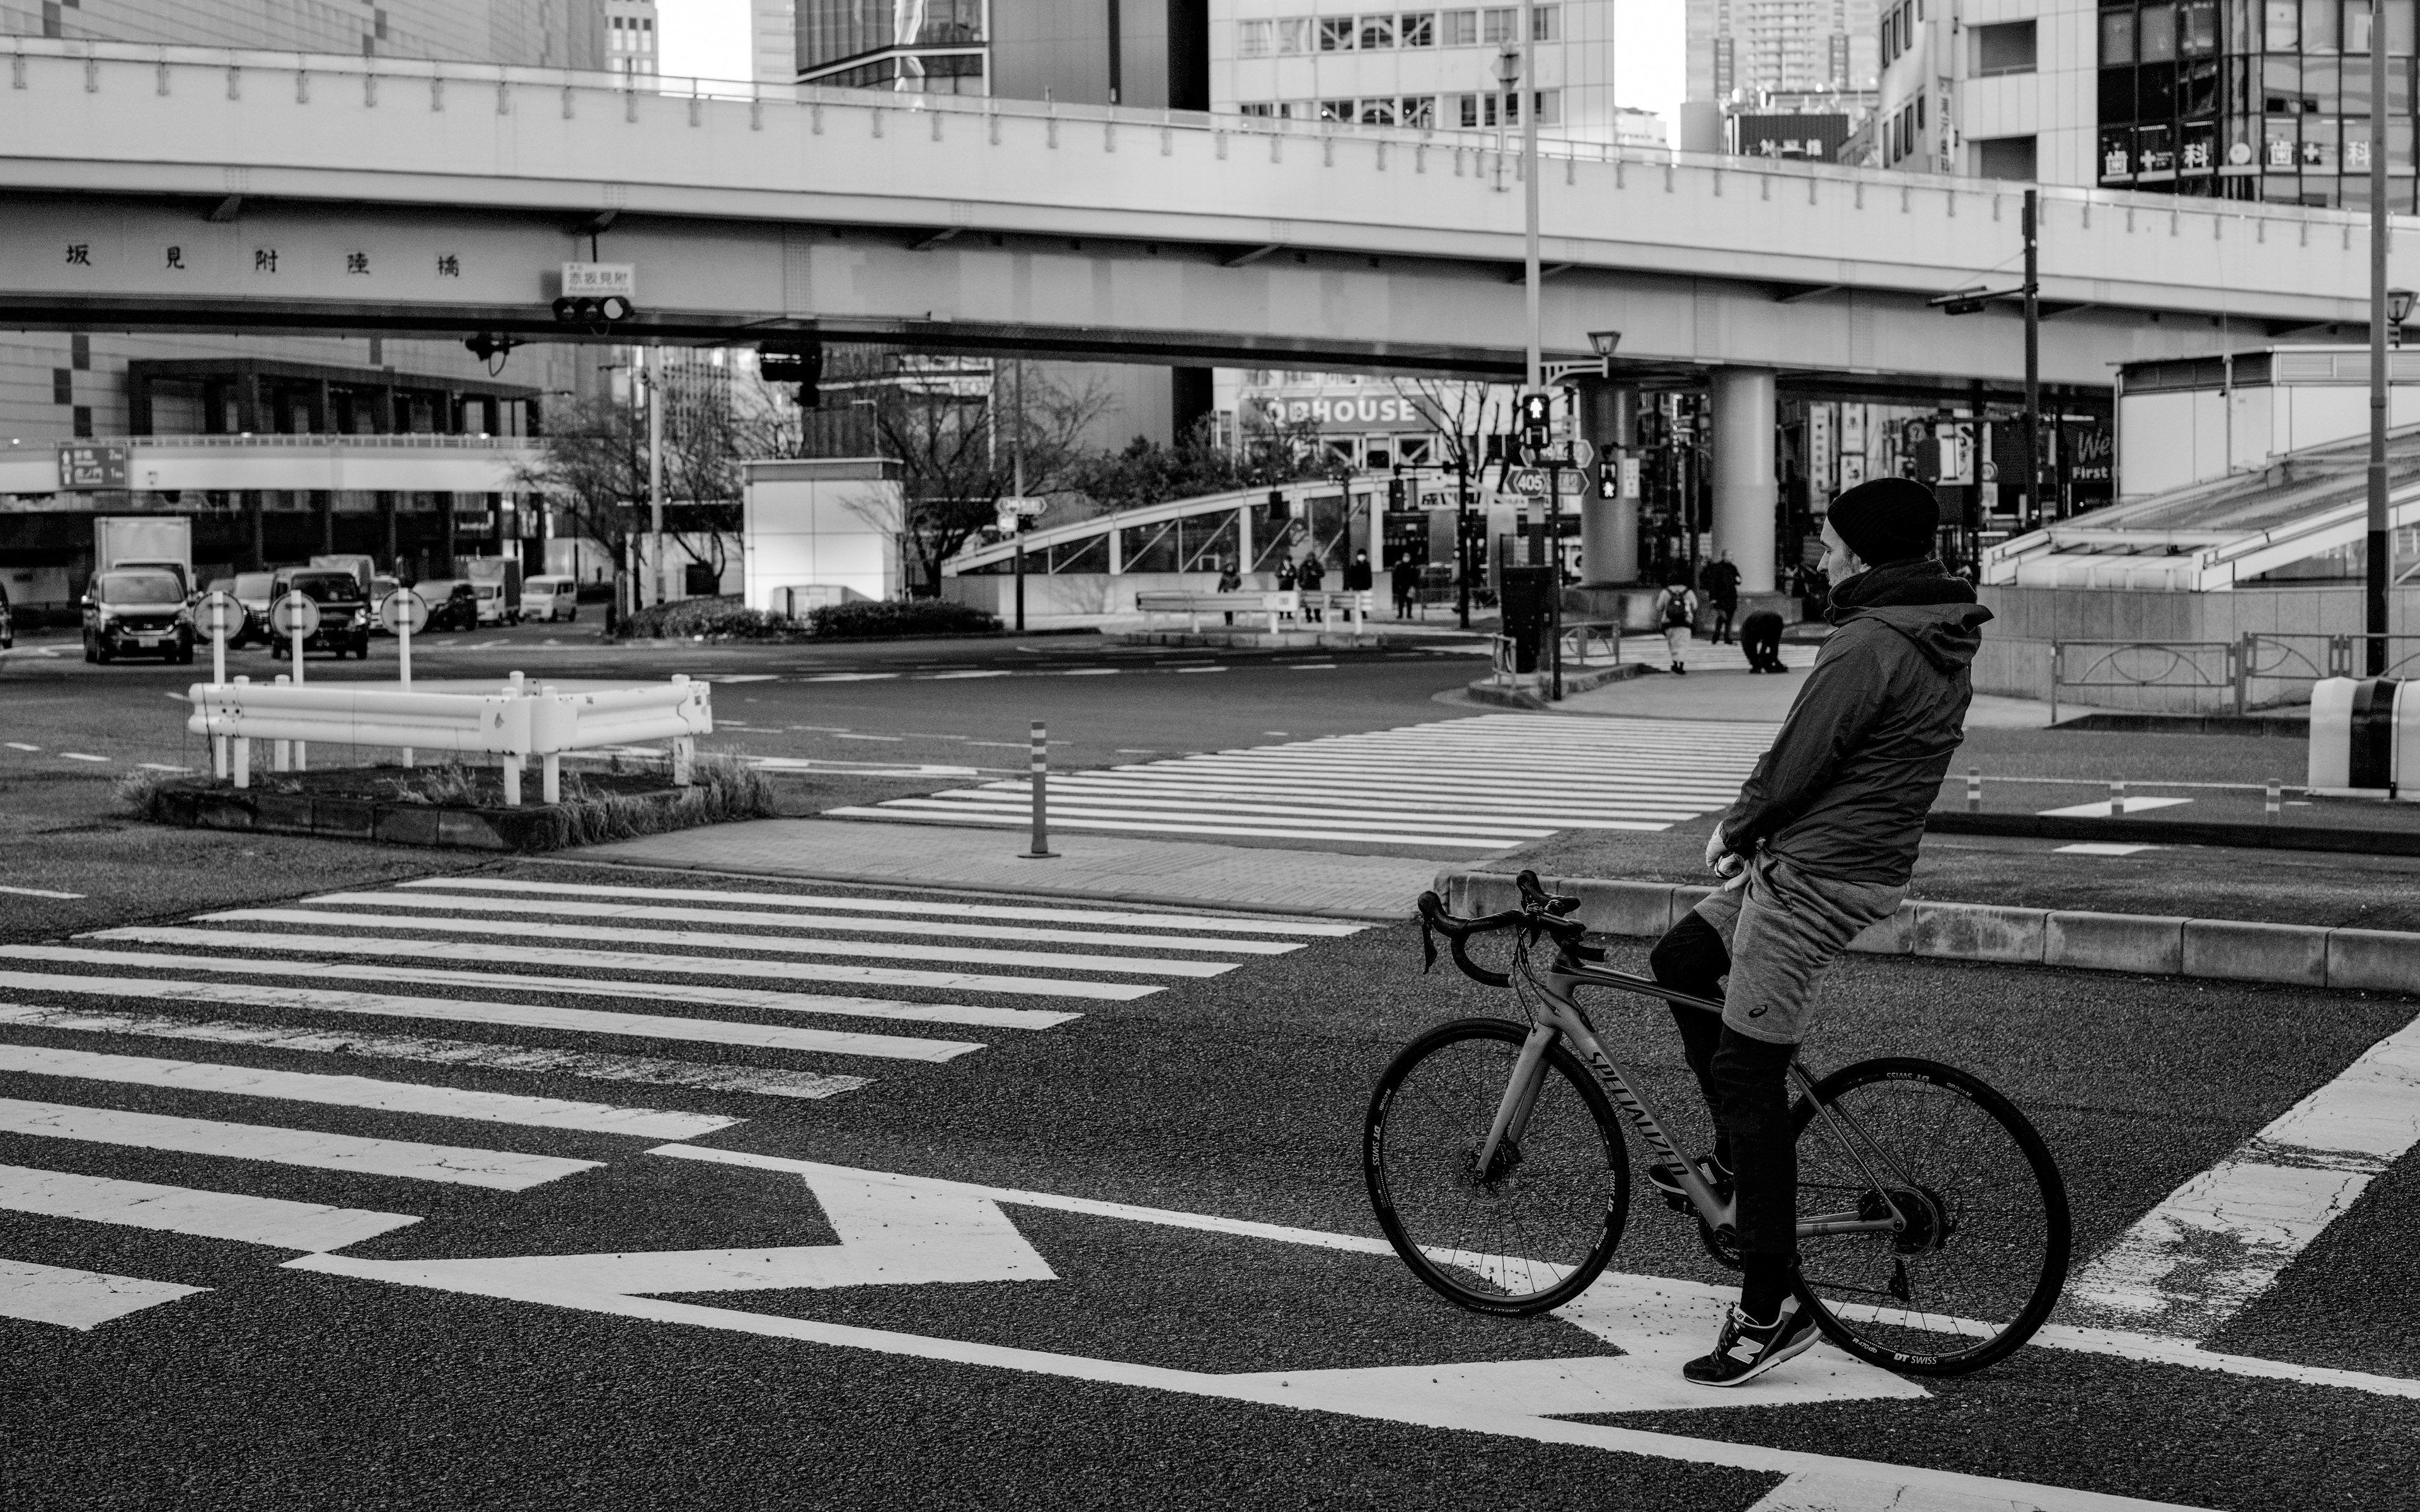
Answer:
[
  {"left": 2022, "top": 188, "right": 2041, "bottom": 533},
  {"left": 1519, "top": 17, "right": 1540, "bottom": 394},
  {"left": 2369, "top": 0, "right": 2391, "bottom": 675},
  {"left": 1455, "top": 444, "right": 1473, "bottom": 631},
  {"left": 1012, "top": 358, "right": 1027, "bottom": 634},
  {"left": 646, "top": 345, "right": 665, "bottom": 609}
]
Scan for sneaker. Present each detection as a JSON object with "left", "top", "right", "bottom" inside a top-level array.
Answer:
[
  {"left": 1672, "top": 662, "right": 1688, "bottom": 676},
  {"left": 1683, "top": 1297, "right": 1821, "bottom": 1387},
  {"left": 1645, "top": 1152, "right": 1732, "bottom": 1212}
]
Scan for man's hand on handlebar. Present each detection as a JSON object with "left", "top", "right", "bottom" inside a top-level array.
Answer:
[{"left": 1705, "top": 824, "right": 1749, "bottom": 890}]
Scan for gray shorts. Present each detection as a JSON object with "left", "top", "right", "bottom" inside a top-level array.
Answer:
[{"left": 1690, "top": 852, "right": 1906, "bottom": 1046}]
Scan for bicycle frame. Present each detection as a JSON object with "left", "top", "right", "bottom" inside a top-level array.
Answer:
[{"left": 1471, "top": 947, "right": 1917, "bottom": 1244}]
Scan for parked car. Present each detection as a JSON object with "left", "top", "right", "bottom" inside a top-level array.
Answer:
[
  {"left": 368, "top": 574, "right": 400, "bottom": 633},
  {"left": 262, "top": 567, "right": 372, "bottom": 659},
  {"left": 83, "top": 566, "right": 195, "bottom": 663},
  {"left": 470, "top": 579, "right": 514, "bottom": 627},
  {"left": 524, "top": 575, "right": 579, "bottom": 622},
  {"left": 222, "top": 571, "right": 277, "bottom": 647},
  {"left": 410, "top": 579, "right": 480, "bottom": 633}
]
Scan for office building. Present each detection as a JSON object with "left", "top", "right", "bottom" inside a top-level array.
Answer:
[
  {"left": 751, "top": 0, "right": 799, "bottom": 83},
  {"left": 607, "top": 0, "right": 659, "bottom": 76},
  {"left": 793, "top": 0, "right": 1209, "bottom": 107},
  {"left": 1688, "top": 0, "right": 1882, "bottom": 101}
]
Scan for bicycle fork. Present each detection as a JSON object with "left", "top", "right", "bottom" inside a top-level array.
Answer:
[{"left": 1472, "top": 1024, "right": 1557, "bottom": 1183}]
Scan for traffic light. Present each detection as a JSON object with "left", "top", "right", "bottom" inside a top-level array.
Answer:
[
  {"left": 759, "top": 343, "right": 825, "bottom": 410},
  {"left": 1516, "top": 391, "right": 1554, "bottom": 451},
  {"left": 1386, "top": 477, "right": 1407, "bottom": 510},
  {"left": 551, "top": 294, "right": 637, "bottom": 324}
]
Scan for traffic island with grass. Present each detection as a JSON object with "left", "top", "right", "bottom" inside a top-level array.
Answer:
[{"left": 117, "top": 755, "right": 778, "bottom": 852}]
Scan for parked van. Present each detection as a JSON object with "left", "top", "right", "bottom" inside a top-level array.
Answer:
[{"left": 524, "top": 575, "right": 579, "bottom": 622}]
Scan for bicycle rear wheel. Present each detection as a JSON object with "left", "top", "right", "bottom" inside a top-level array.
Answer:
[
  {"left": 1790, "top": 1057, "right": 2070, "bottom": 1377},
  {"left": 1364, "top": 1017, "right": 1628, "bottom": 1317}
]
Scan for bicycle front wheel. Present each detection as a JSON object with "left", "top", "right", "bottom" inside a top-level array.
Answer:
[
  {"left": 1790, "top": 1057, "right": 2071, "bottom": 1377},
  {"left": 1364, "top": 1017, "right": 1628, "bottom": 1317}
]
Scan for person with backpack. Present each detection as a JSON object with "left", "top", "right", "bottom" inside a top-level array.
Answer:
[
  {"left": 1216, "top": 558, "right": 1243, "bottom": 624},
  {"left": 1654, "top": 576, "right": 1700, "bottom": 675},
  {"left": 1391, "top": 556, "right": 1420, "bottom": 619},
  {"left": 1644, "top": 477, "right": 1990, "bottom": 1387}
]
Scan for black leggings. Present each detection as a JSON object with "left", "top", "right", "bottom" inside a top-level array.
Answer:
[{"left": 1647, "top": 911, "right": 1799, "bottom": 1257}]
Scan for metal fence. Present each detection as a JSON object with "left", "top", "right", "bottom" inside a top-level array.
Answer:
[{"left": 2050, "top": 634, "right": 2420, "bottom": 718}]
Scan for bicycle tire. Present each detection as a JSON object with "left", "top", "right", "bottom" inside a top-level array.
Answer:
[
  {"left": 1789, "top": 1056, "right": 2070, "bottom": 1377},
  {"left": 1364, "top": 1017, "right": 1629, "bottom": 1317}
]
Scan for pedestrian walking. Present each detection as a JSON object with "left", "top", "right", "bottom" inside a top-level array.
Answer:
[
  {"left": 1390, "top": 557, "right": 1419, "bottom": 620},
  {"left": 1739, "top": 608, "right": 1787, "bottom": 673},
  {"left": 1276, "top": 557, "right": 1298, "bottom": 620},
  {"left": 1296, "top": 552, "right": 1327, "bottom": 622},
  {"left": 1345, "top": 549, "right": 1374, "bottom": 624},
  {"left": 1216, "top": 558, "right": 1242, "bottom": 624},
  {"left": 1654, "top": 577, "right": 1700, "bottom": 675},
  {"left": 1644, "top": 476, "right": 1991, "bottom": 1387},
  {"left": 1702, "top": 552, "right": 1742, "bottom": 644}
]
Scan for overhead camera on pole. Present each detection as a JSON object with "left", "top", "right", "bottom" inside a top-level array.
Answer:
[{"left": 758, "top": 343, "right": 826, "bottom": 409}]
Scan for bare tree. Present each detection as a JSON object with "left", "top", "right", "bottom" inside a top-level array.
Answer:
[
  {"left": 514, "top": 389, "right": 645, "bottom": 624},
  {"left": 1394, "top": 377, "right": 1516, "bottom": 490}
]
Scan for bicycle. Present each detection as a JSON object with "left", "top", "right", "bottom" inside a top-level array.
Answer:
[{"left": 1363, "top": 870, "right": 2071, "bottom": 1377}]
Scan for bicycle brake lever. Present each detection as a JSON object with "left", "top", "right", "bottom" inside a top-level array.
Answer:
[{"left": 1419, "top": 914, "right": 1438, "bottom": 974}]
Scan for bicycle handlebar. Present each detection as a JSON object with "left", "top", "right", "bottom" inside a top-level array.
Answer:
[{"left": 1415, "top": 869, "right": 1591, "bottom": 988}]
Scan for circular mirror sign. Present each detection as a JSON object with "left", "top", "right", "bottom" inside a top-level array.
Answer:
[
  {"left": 269, "top": 592, "right": 323, "bottom": 638},
  {"left": 379, "top": 588, "right": 430, "bottom": 636},
  {"left": 194, "top": 589, "right": 244, "bottom": 643}
]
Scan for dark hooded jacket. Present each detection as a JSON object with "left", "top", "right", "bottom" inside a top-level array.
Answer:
[{"left": 1719, "top": 558, "right": 1992, "bottom": 886}]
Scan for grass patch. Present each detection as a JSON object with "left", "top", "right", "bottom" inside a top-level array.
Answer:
[{"left": 110, "top": 767, "right": 180, "bottom": 822}]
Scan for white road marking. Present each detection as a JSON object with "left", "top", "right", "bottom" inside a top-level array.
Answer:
[
  {"left": 0, "top": 970, "right": 986, "bottom": 1062},
  {"left": 60, "top": 753, "right": 108, "bottom": 763},
  {"left": 798, "top": 673, "right": 899, "bottom": 682},
  {"left": 836, "top": 803, "right": 1531, "bottom": 848},
  {"left": 0, "top": 1164, "right": 418, "bottom": 1250},
  {"left": 1057, "top": 668, "right": 1119, "bottom": 675},
  {"left": 296, "top": 1151, "right": 2228, "bottom": 1511},
  {"left": 41, "top": 937, "right": 1080, "bottom": 1029},
  {"left": 199, "top": 907, "right": 1235, "bottom": 979},
  {"left": 136, "top": 763, "right": 193, "bottom": 773},
  {"left": 0, "top": 1097, "right": 600, "bottom": 1191},
  {"left": 93, "top": 922, "right": 1159, "bottom": 1002},
  {"left": 2055, "top": 843, "right": 2162, "bottom": 856},
  {"left": 4, "top": 742, "right": 39, "bottom": 751},
  {"left": 930, "top": 670, "right": 1012, "bottom": 679},
  {"left": 922, "top": 784, "right": 1685, "bottom": 830},
  {"left": 0, "top": 1257, "right": 209, "bottom": 1330},
  {"left": 2068, "top": 1005, "right": 2420, "bottom": 1338},
  {"left": 833, "top": 733, "right": 904, "bottom": 742},
  {"left": 1177, "top": 665, "right": 1228, "bottom": 673},
  {"left": 408, "top": 877, "right": 1361, "bottom": 936},
  {"left": 0, "top": 1005, "right": 870, "bottom": 1102},
  {"left": 0, "top": 886, "right": 83, "bottom": 900},
  {"left": 302, "top": 890, "right": 1303, "bottom": 955},
  {"left": 2038, "top": 797, "right": 2194, "bottom": 818},
  {"left": 0, "top": 1041, "right": 736, "bottom": 1140}
]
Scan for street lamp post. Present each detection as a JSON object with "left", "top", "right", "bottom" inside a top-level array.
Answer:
[
  {"left": 1497, "top": 32, "right": 1540, "bottom": 395},
  {"left": 2371, "top": 0, "right": 2392, "bottom": 676}
]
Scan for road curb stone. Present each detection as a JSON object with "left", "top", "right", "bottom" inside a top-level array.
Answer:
[{"left": 1432, "top": 869, "right": 2420, "bottom": 994}]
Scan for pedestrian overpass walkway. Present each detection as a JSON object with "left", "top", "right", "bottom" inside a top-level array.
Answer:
[{"left": 0, "top": 39, "right": 2398, "bottom": 386}]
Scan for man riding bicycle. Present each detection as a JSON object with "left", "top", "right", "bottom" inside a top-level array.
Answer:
[{"left": 1647, "top": 476, "right": 1992, "bottom": 1386}]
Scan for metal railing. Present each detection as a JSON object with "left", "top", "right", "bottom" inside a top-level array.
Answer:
[{"left": 2051, "top": 634, "right": 2420, "bottom": 718}]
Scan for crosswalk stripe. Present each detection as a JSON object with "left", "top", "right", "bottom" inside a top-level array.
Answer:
[
  {"left": 86, "top": 924, "right": 1158, "bottom": 1003},
  {"left": 0, "top": 1097, "right": 601, "bottom": 1191},
  {"left": 0, "top": 970, "right": 987, "bottom": 1062},
  {"left": 299, "top": 890, "right": 1303, "bottom": 956},
  {"left": 0, "top": 1005, "right": 871, "bottom": 1102},
  {"left": 1030, "top": 773, "right": 1713, "bottom": 815},
  {"left": 0, "top": 1163, "right": 418, "bottom": 1250},
  {"left": 830, "top": 805, "right": 1530, "bottom": 847},
  {"left": 193, "top": 908, "right": 1236, "bottom": 981},
  {"left": 51, "top": 939, "right": 1085, "bottom": 1029},
  {"left": 404, "top": 878, "right": 1363, "bottom": 937},
  {"left": 0, "top": 1257, "right": 209, "bottom": 1330},
  {"left": 0, "top": 1041, "right": 737, "bottom": 1140},
  {"left": 915, "top": 787, "right": 1692, "bottom": 830}
]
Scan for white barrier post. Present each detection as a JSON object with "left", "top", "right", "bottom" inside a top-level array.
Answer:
[
  {"left": 541, "top": 684, "right": 562, "bottom": 802},
  {"left": 398, "top": 597, "right": 414, "bottom": 769},
  {"left": 289, "top": 607, "right": 307, "bottom": 771},
  {"left": 272, "top": 674, "right": 292, "bottom": 772},
  {"left": 502, "top": 673, "right": 526, "bottom": 806},
  {"left": 231, "top": 675, "right": 251, "bottom": 788}
]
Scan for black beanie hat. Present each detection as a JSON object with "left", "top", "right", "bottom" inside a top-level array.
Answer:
[{"left": 1828, "top": 477, "right": 1940, "bottom": 564}]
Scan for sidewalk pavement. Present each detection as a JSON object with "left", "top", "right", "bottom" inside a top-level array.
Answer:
[
  {"left": 1547, "top": 665, "right": 2059, "bottom": 728},
  {"left": 573, "top": 818, "right": 1440, "bottom": 920}
]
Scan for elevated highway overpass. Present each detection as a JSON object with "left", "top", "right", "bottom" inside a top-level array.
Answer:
[{"left": 0, "top": 38, "right": 2409, "bottom": 392}]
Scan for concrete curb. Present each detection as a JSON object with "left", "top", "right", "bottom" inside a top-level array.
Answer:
[
  {"left": 1463, "top": 665, "right": 1649, "bottom": 711},
  {"left": 1434, "top": 869, "right": 2420, "bottom": 994}
]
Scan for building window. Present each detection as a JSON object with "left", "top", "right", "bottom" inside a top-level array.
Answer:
[
  {"left": 71, "top": 333, "right": 89, "bottom": 370},
  {"left": 1240, "top": 19, "right": 1272, "bottom": 55},
  {"left": 1482, "top": 7, "right": 1516, "bottom": 45},
  {"left": 1320, "top": 98, "right": 1353, "bottom": 120},
  {"left": 1360, "top": 98, "right": 1397, "bottom": 125},
  {"left": 72, "top": 406, "right": 93, "bottom": 438},
  {"left": 2264, "top": 0, "right": 2297, "bottom": 50},
  {"left": 1277, "top": 17, "right": 1310, "bottom": 52},
  {"left": 1535, "top": 88, "right": 1558, "bottom": 125},
  {"left": 1400, "top": 12, "right": 1435, "bottom": 46},
  {"left": 1240, "top": 101, "right": 1275, "bottom": 116},
  {"left": 1444, "top": 9, "right": 1477, "bottom": 45},
  {"left": 1976, "top": 134, "right": 2037, "bottom": 179},
  {"left": 1401, "top": 94, "right": 1436, "bottom": 126},
  {"left": 1531, "top": 4, "right": 1557, "bottom": 42},
  {"left": 52, "top": 368, "right": 72, "bottom": 405},
  {"left": 1361, "top": 15, "right": 1395, "bottom": 49},
  {"left": 1973, "top": 19, "right": 2035, "bottom": 76},
  {"left": 1319, "top": 16, "right": 1354, "bottom": 49}
]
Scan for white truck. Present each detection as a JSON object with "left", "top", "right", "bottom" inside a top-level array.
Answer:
[
  {"left": 308, "top": 554, "right": 377, "bottom": 598},
  {"left": 93, "top": 516, "right": 193, "bottom": 598}
]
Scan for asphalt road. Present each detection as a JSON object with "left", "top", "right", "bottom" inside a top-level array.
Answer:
[
  {"left": 0, "top": 854, "right": 2414, "bottom": 1510},
  {"left": 3, "top": 625, "right": 2417, "bottom": 1508}
]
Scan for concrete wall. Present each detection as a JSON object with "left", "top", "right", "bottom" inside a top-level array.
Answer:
[
  {"left": 942, "top": 568, "right": 1221, "bottom": 616},
  {"left": 2119, "top": 382, "right": 2420, "bottom": 497},
  {"left": 741, "top": 458, "right": 904, "bottom": 611},
  {"left": 1973, "top": 583, "right": 2420, "bottom": 709}
]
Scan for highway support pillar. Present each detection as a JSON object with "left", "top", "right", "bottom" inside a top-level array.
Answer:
[
  {"left": 1710, "top": 367, "right": 1778, "bottom": 593},
  {"left": 1577, "top": 382, "right": 1640, "bottom": 586}
]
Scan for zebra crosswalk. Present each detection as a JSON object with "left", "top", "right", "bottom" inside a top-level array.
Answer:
[
  {"left": 831, "top": 713, "right": 1782, "bottom": 852},
  {"left": 0, "top": 873, "right": 1355, "bottom": 1332}
]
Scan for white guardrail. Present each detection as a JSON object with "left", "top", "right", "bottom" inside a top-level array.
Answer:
[
  {"left": 1135, "top": 590, "right": 1372, "bottom": 634},
  {"left": 185, "top": 672, "right": 713, "bottom": 805}
]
